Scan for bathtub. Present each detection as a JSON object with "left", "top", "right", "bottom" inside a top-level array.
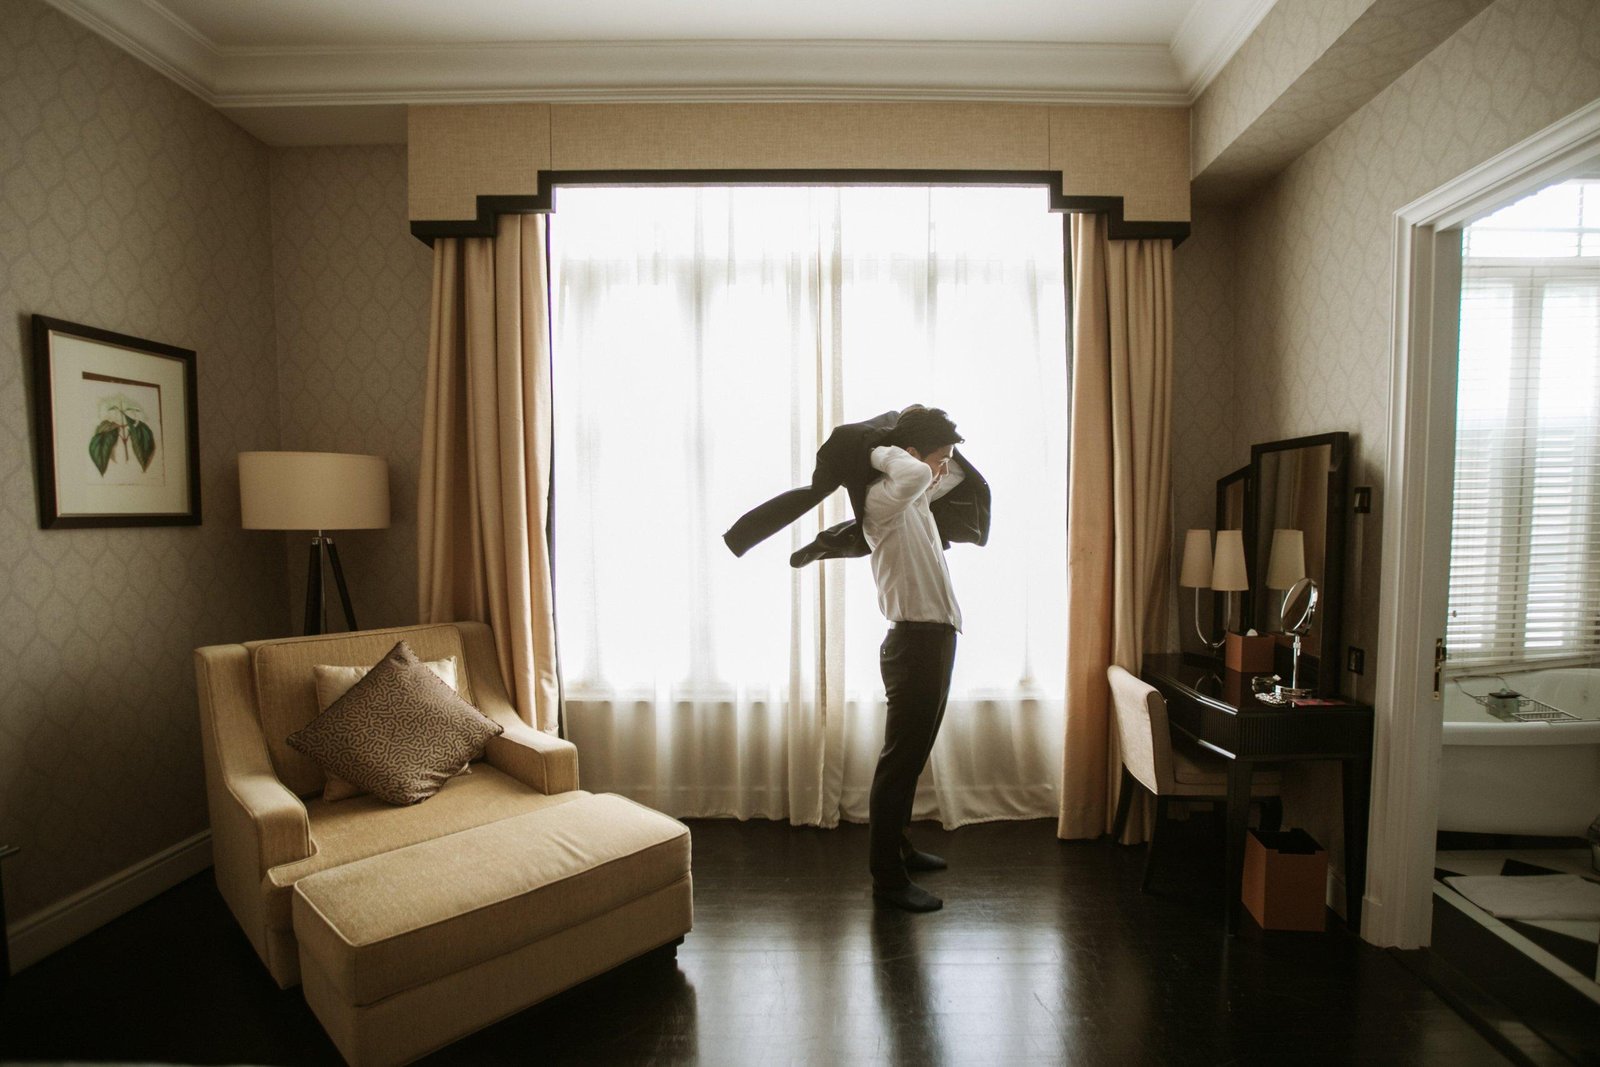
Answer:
[{"left": 1439, "top": 668, "right": 1600, "bottom": 837}]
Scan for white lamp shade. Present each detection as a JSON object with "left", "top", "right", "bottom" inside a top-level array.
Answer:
[
  {"left": 1266, "top": 529, "right": 1307, "bottom": 589},
  {"left": 1211, "top": 530, "right": 1250, "bottom": 592},
  {"left": 239, "top": 451, "right": 390, "bottom": 531},
  {"left": 1179, "top": 529, "right": 1213, "bottom": 588}
]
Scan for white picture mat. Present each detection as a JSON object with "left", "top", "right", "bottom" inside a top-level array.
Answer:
[{"left": 48, "top": 331, "right": 191, "bottom": 517}]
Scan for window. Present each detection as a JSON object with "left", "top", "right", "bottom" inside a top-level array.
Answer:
[
  {"left": 548, "top": 185, "right": 1068, "bottom": 824},
  {"left": 1448, "top": 180, "right": 1600, "bottom": 671}
]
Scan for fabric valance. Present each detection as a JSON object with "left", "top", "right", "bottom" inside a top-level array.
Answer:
[{"left": 407, "top": 102, "right": 1190, "bottom": 241}]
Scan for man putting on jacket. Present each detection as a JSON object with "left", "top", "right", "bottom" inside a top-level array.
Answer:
[
  {"left": 860, "top": 406, "right": 966, "bottom": 913},
  {"left": 725, "top": 404, "right": 985, "bottom": 913}
]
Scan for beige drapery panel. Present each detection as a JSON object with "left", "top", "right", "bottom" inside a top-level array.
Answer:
[
  {"left": 1057, "top": 212, "right": 1174, "bottom": 842},
  {"left": 418, "top": 214, "right": 561, "bottom": 732}
]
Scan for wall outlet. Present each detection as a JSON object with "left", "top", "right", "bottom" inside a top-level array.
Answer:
[{"left": 1347, "top": 647, "right": 1365, "bottom": 675}]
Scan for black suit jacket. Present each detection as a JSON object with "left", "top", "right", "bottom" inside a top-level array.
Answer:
[{"left": 723, "top": 410, "right": 992, "bottom": 567}]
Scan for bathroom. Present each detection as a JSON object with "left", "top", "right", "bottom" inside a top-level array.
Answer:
[{"left": 1430, "top": 172, "right": 1600, "bottom": 1053}]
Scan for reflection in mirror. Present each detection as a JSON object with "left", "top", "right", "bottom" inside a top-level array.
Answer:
[
  {"left": 1214, "top": 465, "right": 1251, "bottom": 634},
  {"left": 1249, "top": 433, "right": 1348, "bottom": 697},
  {"left": 1253, "top": 445, "right": 1330, "bottom": 636}
]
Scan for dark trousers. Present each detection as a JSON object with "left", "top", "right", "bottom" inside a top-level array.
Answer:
[{"left": 869, "top": 622, "right": 958, "bottom": 888}]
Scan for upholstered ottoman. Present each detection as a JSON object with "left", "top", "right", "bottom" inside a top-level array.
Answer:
[{"left": 292, "top": 793, "right": 692, "bottom": 1066}]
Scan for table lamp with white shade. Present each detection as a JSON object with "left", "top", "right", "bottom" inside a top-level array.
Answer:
[
  {"left": 1178, "top": 528, "right": 1250, "bottom": 653},
  {"left": 239, "top": 451, "right": 389, "bottom": 635}
]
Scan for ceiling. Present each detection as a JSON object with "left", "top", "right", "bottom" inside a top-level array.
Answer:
[{"left": 45, "top": 0, "right": 1278, "bottom": 145}]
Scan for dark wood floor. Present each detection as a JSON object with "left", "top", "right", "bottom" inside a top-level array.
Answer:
[{"left": 1, "top": 815, "right": 1509, "bottom": 1066}]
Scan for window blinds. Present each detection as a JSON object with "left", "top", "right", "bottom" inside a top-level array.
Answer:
[{"left": 1447, "top": 261, "right": 1600, "bottom": 670}]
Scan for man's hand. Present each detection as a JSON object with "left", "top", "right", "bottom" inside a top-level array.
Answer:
[{"left": 906, "top": 445, "right": 954, "bottom": 487}]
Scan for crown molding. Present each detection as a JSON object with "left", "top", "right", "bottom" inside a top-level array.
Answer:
[
  {"left": 215, "top": 39, "right": 1187, "bottom": 108},
  {"left": 45, "top": 1, "right": 1187, "bottom": 103},
  {"left": 43, "top": 0, "right": 220, "bottom": 99},
  {"left": 223, "top": 85, "right": 1192, "bottom": 109},
  {"left": 47, "top": 0, "right": 1274, "bottom": 143},
  {"left": 1171, "top": 0, "right": 1279, "bottom": 102}
]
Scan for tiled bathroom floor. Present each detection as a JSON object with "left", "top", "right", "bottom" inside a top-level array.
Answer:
[
  {"left": 1431, "top": 847, "right": 1600, "bottom": 1064},
  {"left": 1440, "top": 857, "right": 1600, "bottom": 991},
  {"left": 1435, "top": 848, "right": 1599, "bottom": 989}
]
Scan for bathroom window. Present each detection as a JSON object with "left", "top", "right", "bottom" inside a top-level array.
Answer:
[{"left": 1448, "top": 180, "right": 1600, "bottom": 670}]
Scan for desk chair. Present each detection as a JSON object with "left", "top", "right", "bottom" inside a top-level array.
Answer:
[{"left": 1107, "top": 665, "right": 1284, "bottom": 891}]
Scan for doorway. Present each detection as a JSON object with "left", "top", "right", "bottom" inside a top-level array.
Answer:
[
  {"left": 1368, "top": 100, "right": 1600, "bottom": 956},
  {"left": 1371, "top": 102, "right": 1600, "bottom": 1060},
  {"left": 1426, "top": 177, "right": 1600, "bottom": 1060}
]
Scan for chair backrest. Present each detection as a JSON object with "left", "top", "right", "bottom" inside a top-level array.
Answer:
[{"left": 1107, "top": 665, "right": 1175, "bottom": 796}]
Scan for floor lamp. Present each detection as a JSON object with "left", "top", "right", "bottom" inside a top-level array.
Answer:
[{"left": 239, "top": 451, "right": 390, "bottom": 635}]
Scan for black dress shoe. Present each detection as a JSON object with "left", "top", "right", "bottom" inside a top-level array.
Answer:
[
  {"left": 873, "top": 882, "right": 943, "bottom": 912},
  {"left": 901, "top": 848, "right": 948, "bottom": 872}
]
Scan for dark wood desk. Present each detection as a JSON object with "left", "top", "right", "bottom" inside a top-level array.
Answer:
[{"left": 1140, "top": 653, "right": 1374, "bottom": 934}]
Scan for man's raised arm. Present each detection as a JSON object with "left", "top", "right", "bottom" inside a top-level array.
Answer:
[{"left": 870, "top": 445, "right": 934, "bottom": 510}]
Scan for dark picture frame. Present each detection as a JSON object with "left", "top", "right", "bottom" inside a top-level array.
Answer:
[{"left": 31, "top": 315, "right": 201, "bottom": 528}]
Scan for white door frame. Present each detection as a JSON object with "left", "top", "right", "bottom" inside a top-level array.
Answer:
[{"left": 1365, "top": 98, "right": 1600, "bottom": 949}]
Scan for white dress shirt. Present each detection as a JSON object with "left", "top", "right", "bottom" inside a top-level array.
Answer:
[{"left": 863, "top": 445, "right": 963, "bottom": 631}]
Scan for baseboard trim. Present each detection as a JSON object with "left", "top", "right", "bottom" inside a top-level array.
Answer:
[
  {"left": 6, "top": 830, "right": 213, "bottom": 973},
  {"left": 1327, "top": 866, "right": 1350, "bottom": 922},
  {"left": 1360, "top": 884, "right": 1398, "bottom": 947}
]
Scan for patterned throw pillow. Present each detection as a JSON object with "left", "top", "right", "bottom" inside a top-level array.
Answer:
[
  {"left": 312, "top": 656, "right": 461, "bottom": 802},
  {"left": 287, "top": 640, "right": 503, "bottom": 806}
]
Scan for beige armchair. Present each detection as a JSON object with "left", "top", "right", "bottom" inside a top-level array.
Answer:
[
  {"left": 194, "top": 622, "right": 580, "bottom": 988},
  {"left": 1107, "top": 665, "right": 1283, "bottom": 891}
]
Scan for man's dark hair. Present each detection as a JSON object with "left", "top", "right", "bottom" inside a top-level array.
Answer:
[{"left": 883, "top": 405, "right": 964, "bottom": 455}]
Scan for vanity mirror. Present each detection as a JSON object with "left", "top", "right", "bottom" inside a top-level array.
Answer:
[{"left": 1247, "top": 432, "right": 1349, "bottom": 697}]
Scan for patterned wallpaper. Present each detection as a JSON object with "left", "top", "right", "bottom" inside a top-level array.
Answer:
[
  {"left": 0, "top": 1, "right": 288, "bottom": 921},
  {"left": 1192, "top": 0, "right": 1373, "bottom": 176},
  {"left": 269, "top": 145, "right": 432, "bottom": 634},
  {"left": 1228, "top": 0, "right": 1600, "bottom": 707},
  {"left": 1170, "top": 203, "right": 1243, "bottom": 655},
  {"left": 1193, "top": 0, "right": 1493, "bottom": 200}
]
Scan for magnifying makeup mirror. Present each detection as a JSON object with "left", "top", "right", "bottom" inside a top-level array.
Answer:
[
  {"left": 1283, "top": 577, "right": 1319, "bottom": 635},
  {"left": 1278, "top": 577, "right": 1319, "bottom": 699}
]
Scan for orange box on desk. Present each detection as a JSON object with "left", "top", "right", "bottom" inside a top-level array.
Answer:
[
  {"left": 1224, "top": 632, "right": 1277, "bottom": 674},
  {"left": 1241, "top": 829, "right": 1328, "bottom": 932}
]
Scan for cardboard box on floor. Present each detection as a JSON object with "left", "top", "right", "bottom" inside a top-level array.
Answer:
[{"left": 1242, "top": 829, "right": 1328, "bottom": 932}]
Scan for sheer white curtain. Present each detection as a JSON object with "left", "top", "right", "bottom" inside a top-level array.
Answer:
[{"left": 550, "top": 186, "right": 1068, "bottom": 827}]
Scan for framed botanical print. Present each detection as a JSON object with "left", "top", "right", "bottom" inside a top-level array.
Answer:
[{"left": 31, "top": 316, "right": 201, "bottom": 528}]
